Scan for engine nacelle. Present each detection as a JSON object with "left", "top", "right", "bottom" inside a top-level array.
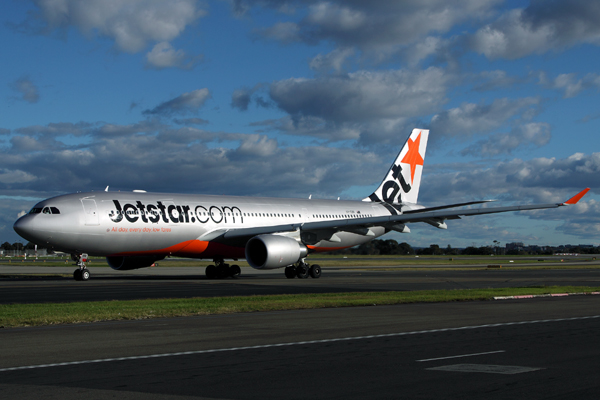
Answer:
[
  {"left": 245, "top": 234, "right": 308, "bottom": 270},
  {"left": 106, "top": 255, "right": 164, "bottom": 271}
]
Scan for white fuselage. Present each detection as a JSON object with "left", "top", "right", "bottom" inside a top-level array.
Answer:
[{"left": 14, "top": 191, "right": 406, "bottom": 259}]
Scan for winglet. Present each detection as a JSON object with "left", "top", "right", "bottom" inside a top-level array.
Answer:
[{"left": 562, "top": 188, "right": 590, "bottom": 205}]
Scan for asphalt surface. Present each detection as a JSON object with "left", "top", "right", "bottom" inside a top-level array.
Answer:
[
  {"left": 2, "top": 265, "right": 599, "bottom": 398},
  {"left": 1, "top": 296, "right": 599, "bottom": 399},
  {"left": 1, "top": 265, "right": 600, "bottom": 303}
]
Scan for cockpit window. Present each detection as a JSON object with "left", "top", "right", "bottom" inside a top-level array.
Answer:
[{"left": 32, "top": 206, "right": 60, "bottom": 215}]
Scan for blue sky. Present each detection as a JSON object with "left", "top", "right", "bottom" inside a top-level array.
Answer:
[{"left": 1, "top": 0, "right": 600, "bottom": 247}]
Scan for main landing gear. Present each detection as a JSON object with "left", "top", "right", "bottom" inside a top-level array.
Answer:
[
  {"left": 205, "top": 258, "right": 241, "bottom": 279},
  {"left": 285, "top": 259, "right": 321, "bottom": 279},
  {"left": 72, "top": 253, "right": 90, "bottom": 281}
]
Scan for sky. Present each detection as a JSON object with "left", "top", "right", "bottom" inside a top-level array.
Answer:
[{"left": 1, "top": 0, "right": 600, "bottom": 248}]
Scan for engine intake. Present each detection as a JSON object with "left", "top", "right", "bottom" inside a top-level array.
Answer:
[
  {"left": 245, "top": 235, "right": 308, "bottom": 270},
  {"left": 106, "top": 255, "right": 164, "bottom": 271}
]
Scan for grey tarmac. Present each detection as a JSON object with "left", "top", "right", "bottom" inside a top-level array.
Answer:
[
  {"left": 0, "top": 296, "right": 599, "bottom": 399},
  {"left": 1, "top": 265, "right": 600, "bottom": 303}
]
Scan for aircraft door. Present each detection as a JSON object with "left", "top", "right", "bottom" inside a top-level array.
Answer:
[
  {"left": 301, "top": 208, "right": 309, "bottom": 223},
  {"left": 81, "top": 199, "right": 99, "bottom": 226}
]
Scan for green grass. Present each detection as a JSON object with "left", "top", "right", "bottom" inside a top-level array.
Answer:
[{"left": 1, "top": 286, "right": 598, "bottom": 328}]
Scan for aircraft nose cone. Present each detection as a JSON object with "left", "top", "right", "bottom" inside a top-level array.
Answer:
[{"left": 13, "top": 216, "right": 35, "bottom": 241}]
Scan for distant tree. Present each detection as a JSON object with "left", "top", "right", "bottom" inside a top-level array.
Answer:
[
  {"left": 417, "top": 244, "right": 443, "bottom": 255},
  {"left": 1, "top": 242, "right": 13, "bottom": 251},
  {"left": 461, "top": 246, "right": 493, "bottom": 255},
  {"left": 446, "top": 244, "right": 458, "bottom": 256},
  {"left": 354, "top": 241, "right": 380, "bottom": 255},
  {"left": 375, "top": 239, "right": 400, "bottom": 255},
  {"left": 398, "top": 242, "right": 415, "bottom": 255}
]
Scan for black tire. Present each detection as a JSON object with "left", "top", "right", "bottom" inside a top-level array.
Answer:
[
  {"left": 230, "top": 264, "right": 241, "bottom": 278},
  {"left": 309, "top": 264, "right": 321, "bottom": 279},
  {"left": 217, "top": 265, "right": 228, "bottom": 279},
  {"left": 81, "top": 269, "right": 90, "bottom": 281},
  {"left": 285, "top": 266, "right": 296, "bottom": 279},
  {"left": 205, "top": 265, "right": 217, "bottom": 279},
  {"left": 296, "top": 265, "right": 309, "bottom": 279},
  {"left": 73, "top": 269, "right": 82, "bottom": 281}
]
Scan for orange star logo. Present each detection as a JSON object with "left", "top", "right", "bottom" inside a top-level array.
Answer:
[{"left": 400, "top": 132, "right": 424, "bottom": 184}]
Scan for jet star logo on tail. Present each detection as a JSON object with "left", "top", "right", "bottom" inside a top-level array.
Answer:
[
  {"left": 400, "top": 131, "right": 424, "bottom": 185},
  {"left": 379, "top": 131, "right": 425, "bottom": 204}
]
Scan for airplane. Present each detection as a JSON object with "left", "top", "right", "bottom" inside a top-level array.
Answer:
[{"left": 13, "top": 129, "right": 590, "bottom": 281}]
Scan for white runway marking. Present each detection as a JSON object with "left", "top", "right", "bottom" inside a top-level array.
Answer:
[
  {"left": 427, "top": 364, "right": 543, "bottom": 374},
  {"left": 416, "top": 350, "right": 505, "bottom": 362},
  {"left": 1, "top": 315, "right": 598, "bottom": 372}
]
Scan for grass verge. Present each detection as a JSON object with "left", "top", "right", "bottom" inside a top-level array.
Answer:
[{"left": 1, "top": 286, "right": 599, "bottom": 328}]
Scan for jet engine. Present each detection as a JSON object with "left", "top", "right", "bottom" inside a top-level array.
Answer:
[
  {"left": 245, "top": 234, "right": 308, "bottom": 270},
  {"left": 106, "top": 255, "right": 165, "bottom": 271}
]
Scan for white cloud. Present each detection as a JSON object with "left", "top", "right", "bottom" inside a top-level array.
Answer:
[
  {"left": 259, "top": 21, "right": 301, "bottom": 43},
  {"left": 430, "top": 97, "right": 540, "bottom": 139},
  {"left": 0, "top": 169, "right": 37, "bottom": 184},
  {"left": 420, "top": 152, "right": 600, "bottom": 206},
  {"left": 539, "top": 72, "right": 600, "bottom": 98},
  {"left": 461, "top": 123, "right": 551, "bottom": 156},
  {"left": 270, "top": 67, "right": 451, "bottom": 123},
  {"left": 472, "top": 70, "right": 520, "bottom": 92},
  {"left": 0, "top": 120, "right": 386, "bottom": 200},
  {"left": 251, "top": 115, "right": 363, "bottom": 142},
  {"left": 143, "top": 89, "right": 211, "bottom": 116},
  {"left": 470, "top": 0, "right": 600, "bottom": 60},
  {"left": 231, "top": 84, "right": 265, "bottom": 111},
  {"left": 253, "top": 0, "right": 499, "bottom": 60},
  {"left": 309, "top": 47, "right": 355, "bottom": 73},
  {"left": 10, "top": 76, "right": 40, "bottom": 104},
  {"left": 145, "top": 42, "right": 197, "bottom": 70},
  {"left": 33, "top": 0, "right": 205, "bottom": 52}
]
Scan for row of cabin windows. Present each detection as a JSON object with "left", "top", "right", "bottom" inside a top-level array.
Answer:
[
  {"left": 110, "top": 211, "right": 373, "bottom": 219},
  {"left": 111, "top": 210, "right": 297, "bottom": 218},
  {"left": 313, "top": 214, "right": 371, "bottom": 218},
  {"left": 29, "top": 207, "right": 60, "bottom": 215}
]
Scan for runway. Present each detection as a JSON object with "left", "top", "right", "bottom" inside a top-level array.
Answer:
[
  {"left": 1, "top": 296, "right": 599, "bottom": 399},
  {"left": 1, "top": 265, "right": 600, "bottom": 304}
]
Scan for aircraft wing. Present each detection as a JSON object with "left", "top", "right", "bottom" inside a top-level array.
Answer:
[{"left": 208, "top": 188, "right": 590, "bottom": 243}]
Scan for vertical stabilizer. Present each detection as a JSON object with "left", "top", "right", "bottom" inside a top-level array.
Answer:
[{"left": 364, "top": 128, "right": 429, "bottom": 205}]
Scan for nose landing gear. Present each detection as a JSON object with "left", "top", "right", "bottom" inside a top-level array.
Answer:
[{"left": 71, "top": 253, "right": 90, "bottom": 281}]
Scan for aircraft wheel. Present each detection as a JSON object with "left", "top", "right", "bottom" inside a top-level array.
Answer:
[
  {"left": 309, "top": 264, "right": 321, "bottom": 279},
  {"left": 81, "top": 269, "right": 90, "bottom": 281},
  {"left": 296, "top": 265, "right": 309, "bottom": 279},
  {"left": 205, "top": 265, "right": 217, "bottom": 279},
  {"left": 216, "top": 265, "right": 228, "bottom": 279},
  {"left": 230, "top": 265, "right": 241, "bottom": 278},
  {"left": 73, "top": 269, "right": 82, "bottom": 281},
  {"left": 285, "top": 266, "right": 296, "bottom": 279}
]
